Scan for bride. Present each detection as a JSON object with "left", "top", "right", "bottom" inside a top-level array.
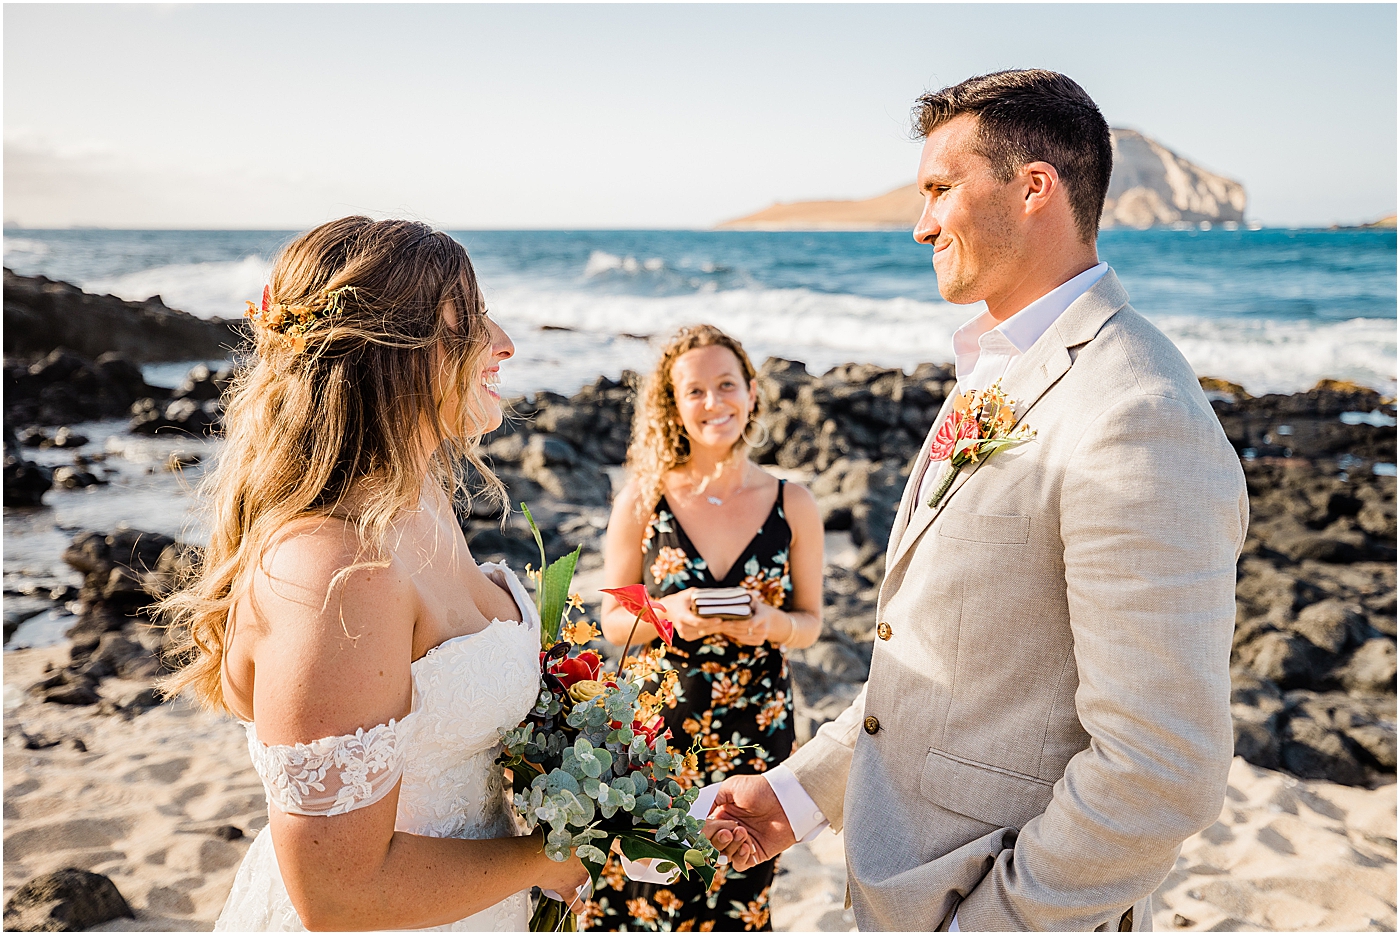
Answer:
[{"left": 159, "top": 217, "right": 591, "bottom": 930}]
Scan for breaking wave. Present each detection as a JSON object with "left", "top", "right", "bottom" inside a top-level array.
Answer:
[
  {"left": 85, "top": 256, "right": 271, "bottom": 320},
  {"left": 487, "top": 286, "right": 1397, "bottom": 397}
]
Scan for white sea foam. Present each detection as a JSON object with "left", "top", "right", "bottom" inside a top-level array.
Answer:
[
  {"left": 1153, "top": 315, "right": 1396, "bottom": 396},
  {"left": 85, "top": 256, "right": 271, "bottom": 320},
  {"left": 487, "top": 285, "right": 1397, "bottom": 397},
  {"left": 38, "top": 251, "right": 1393, "bottom": 398},
  {"left": 2, "top": 236, "right": 51, "bottom": 259},
  {"left": 583, "top": 250, "right": 666, "bottom": 278}
]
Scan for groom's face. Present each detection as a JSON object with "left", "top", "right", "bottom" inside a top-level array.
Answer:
[{"left": 913, "top": 114, "right": 1025, "bottom": 306}]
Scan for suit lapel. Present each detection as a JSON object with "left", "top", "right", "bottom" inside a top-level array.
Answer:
[
  {"left": 886, "top": 337, "right": 1071, "bottom": 572},
  {"left": 882, "top": 269, "right": 1132, "bottom": 576},
  {"left": 885, "top": 393, "right": 956, "bottom": 558}
]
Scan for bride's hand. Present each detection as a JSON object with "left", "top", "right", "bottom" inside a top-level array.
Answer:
[{"left": 534, "top": 841, "right": 591, "bottom": 898}]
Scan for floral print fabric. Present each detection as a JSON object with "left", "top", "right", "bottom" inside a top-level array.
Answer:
[{"left": 584, "top": 481, "right": 795, "bottom": 932}]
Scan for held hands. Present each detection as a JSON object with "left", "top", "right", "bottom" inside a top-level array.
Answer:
[
  {"left": 706, "top": 775, "right": 797, "bottom": 872},
  {"left": 700, "top": 817, "right": 757, "bottom": 867}
]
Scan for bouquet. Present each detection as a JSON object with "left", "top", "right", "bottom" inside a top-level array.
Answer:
[
  {"left": 500, "top": 505, "right": 722, "bottom": 931},
  {"left": 926, "top": 379, "right": 1037, "bottom": 508}
]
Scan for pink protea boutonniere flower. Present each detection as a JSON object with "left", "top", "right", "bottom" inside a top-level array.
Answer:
[{"left": 927, "top": 379, "right": 1036, "bottom": 508}]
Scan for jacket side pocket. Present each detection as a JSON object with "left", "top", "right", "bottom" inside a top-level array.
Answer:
[{"left": 919, "top": 748, "right": 1054, "bottom": 829}]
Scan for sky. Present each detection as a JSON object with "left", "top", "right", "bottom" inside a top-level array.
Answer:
[{"left": 4, "top": 3, "right": 1396, "bottom": 229}]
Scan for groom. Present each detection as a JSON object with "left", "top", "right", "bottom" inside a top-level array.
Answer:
[{"left": 707, "top": 70, "right": 1247, "bottom": 930}]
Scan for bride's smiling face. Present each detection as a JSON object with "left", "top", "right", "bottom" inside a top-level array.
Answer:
[
  {"left": 436, "top": 303, "right": 514, "bottom": 438},
  {"left": 670, "top": 345, "right": 757, "bottom": 453}
]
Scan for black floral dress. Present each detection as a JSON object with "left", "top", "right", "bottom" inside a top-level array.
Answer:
[{"left": 581, "top": 480, "right": 796, "bottom": 933}]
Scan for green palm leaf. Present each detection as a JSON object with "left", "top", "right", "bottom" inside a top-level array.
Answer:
[{"left": 522, "top": 503, "right": 581, "bottom": 643}]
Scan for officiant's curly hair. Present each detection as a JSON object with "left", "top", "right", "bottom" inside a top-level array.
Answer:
[
  {"left": 913, "top": 69, "right": 1113, "bottom": 243},
  {"left": 626, "top": 324, "right": 762, "bottom": 520},
  {"left": 158, "top": 217, "right": 505, "bottom": 709}
]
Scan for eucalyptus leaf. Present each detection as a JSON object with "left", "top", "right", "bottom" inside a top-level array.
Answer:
[
  {"left": 546, "top": 769, "right": 580, "bottom": 796},
  {"left": 579, "top": 751, "right": 603, "bottom": 779},
  {"left": 576, "top": 844, "right": 608, "bottom": 865}
]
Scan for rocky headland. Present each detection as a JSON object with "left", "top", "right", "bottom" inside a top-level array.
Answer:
[
  {"left": 1101, "top": 128, "right": 1246, "bottom": 230},
  {"left": 716, "top": 128, "right": 1247, "bottom": 231}
]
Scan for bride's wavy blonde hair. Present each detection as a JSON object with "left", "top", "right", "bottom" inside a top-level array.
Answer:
[
  {"left": 626, "top": 324, "right": 762, "bottom": 520},
  {"left": 159, "top": 217, "right": 505, "bottom": 710}
]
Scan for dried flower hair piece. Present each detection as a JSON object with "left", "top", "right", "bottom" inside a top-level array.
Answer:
[{"left": 245, "top": 284, "right": 358, "bottom": 354}]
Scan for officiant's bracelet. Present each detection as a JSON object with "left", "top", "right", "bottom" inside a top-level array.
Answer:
[{"left": 771, "top": 611, "right": 796, "bottom": 646}]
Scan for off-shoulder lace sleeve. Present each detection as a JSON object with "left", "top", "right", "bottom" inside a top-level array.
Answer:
[{"left": 244, "top": 715, "right": 412, "bottom": 817}]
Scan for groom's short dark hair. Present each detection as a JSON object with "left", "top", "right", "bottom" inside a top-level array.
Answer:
[{"left": 913, "top": 70, "right": 1112, "bottom": 243}]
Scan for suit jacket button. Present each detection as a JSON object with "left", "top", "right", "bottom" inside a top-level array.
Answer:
[
  {"left": 863, "top": 716, "right": 880, "bottom": 735},
  {"left": 877, "top": 621, "right": 892, "bottom": 641}
]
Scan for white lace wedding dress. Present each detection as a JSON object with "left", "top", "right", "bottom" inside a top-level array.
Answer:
[{"left": 215, "top": 563, "right": 540, "bottom": 932}]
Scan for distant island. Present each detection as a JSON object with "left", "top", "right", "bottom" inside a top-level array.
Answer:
[{"left": 717, "top": 128, "right": 1247, "bottom": 231}]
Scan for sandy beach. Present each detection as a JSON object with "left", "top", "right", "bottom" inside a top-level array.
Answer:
[
  {"left": 4, "top": 637, "right": 1394, "bottom": 932},
  {"left": 772, "top": 758, "right": 1397, "bottom": 933},
  {"left": 3, "top": 643, "right": 263, "bottom": 931}
]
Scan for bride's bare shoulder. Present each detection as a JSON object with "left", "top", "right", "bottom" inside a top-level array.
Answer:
[
  {"left": 246, "top": 515, "right": 415, "bottom": 626},
  {"left": 240, "top": 516, "right": 418, "bottom": 742},
  {"left": 254, "top": 512, "right": 406, "bottom": 585}
]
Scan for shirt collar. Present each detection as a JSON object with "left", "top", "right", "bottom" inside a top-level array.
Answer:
[{"left": 952, "top": 261, "right": 1110, "bottom": 358}]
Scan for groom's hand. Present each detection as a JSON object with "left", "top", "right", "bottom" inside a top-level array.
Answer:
[{"left": 708, "top": 775, "right": 796, "bottom": 871}]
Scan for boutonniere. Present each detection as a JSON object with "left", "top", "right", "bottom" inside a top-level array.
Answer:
[{"left": 926, "top": 379, "right": 1036, "bottom": 508}]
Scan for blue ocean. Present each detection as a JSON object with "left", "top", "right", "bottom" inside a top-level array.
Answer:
[{"left": 4, "top": 228, "right": 1395, "bottom": 396}]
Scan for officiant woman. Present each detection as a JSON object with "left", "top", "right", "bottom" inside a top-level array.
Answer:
[{"left": 585, "top": 325, "right": 824, "bottom": 931}]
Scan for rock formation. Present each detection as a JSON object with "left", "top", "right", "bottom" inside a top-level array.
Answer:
[
  {"left": 715, "top": 184, "right": 923, "bottom": 231},
  {"left": 1101, "top": 128, "right": 1246, "bottom": 229},
  {"left": 2, "top": 867, "right": 134, "bottom": 932},
  {"left": 4, "top": 348, "right": 163, "bottom": 428},
  {"left": 716, "top": 129, "right": 1247, "bottom": 231},
  {"left": 4, "top": 269, "right": 245, "bottom": 363},
  {"left": 9, "top": 356, "right": 1394, "bottom": 789},
  {"left": 470, "top": 361, "right": 1396, "bottom": 787}
]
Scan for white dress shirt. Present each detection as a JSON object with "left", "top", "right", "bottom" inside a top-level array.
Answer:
[
  {"left": 916, "top": 262, "right": 1108, "bottom": 504},
  {"left": 761, "top": 262, "right": 1110, "bottom": 932}
]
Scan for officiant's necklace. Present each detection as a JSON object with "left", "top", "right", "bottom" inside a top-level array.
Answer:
[{"left": 688, "top": 462, "right": 749, "bottom": 507}]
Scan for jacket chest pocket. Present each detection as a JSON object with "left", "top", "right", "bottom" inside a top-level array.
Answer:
[{"left": 937, "top": 509, "right": 1030, "bottom": 545}]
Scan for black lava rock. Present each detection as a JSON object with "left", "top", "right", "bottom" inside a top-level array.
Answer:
[{"left": 3, "top": 868, "right": 134, "bottom": 932}]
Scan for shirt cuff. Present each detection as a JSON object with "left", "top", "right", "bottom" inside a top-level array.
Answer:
[{"left": 765, "top": 764, "right": 828, "bottom": 843}]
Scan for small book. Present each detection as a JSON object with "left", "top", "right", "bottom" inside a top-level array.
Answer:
[{"left": 691, "top": 587, "right": 753, "bottom": 619}]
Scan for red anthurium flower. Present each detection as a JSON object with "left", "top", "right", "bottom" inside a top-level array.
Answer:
[
  {"left": 632, "top": 715, "right": 670, "bottom": 747},
  {"left": 549, "top": 651, "right": 602, "bottom": 688},
  {"left": 929, "top": 411, "right": 980, "bottom": 462},
  {"left": 602, "top": 584, "right": 675, "bottom": 646},
  {"left": 261, "top": 284, "right": 271, "bottom": 314}
]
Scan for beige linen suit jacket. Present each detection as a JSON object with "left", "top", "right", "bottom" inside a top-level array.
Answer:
[{"left": 785, "top": 270, "right": 1248, "bottom": 931}]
